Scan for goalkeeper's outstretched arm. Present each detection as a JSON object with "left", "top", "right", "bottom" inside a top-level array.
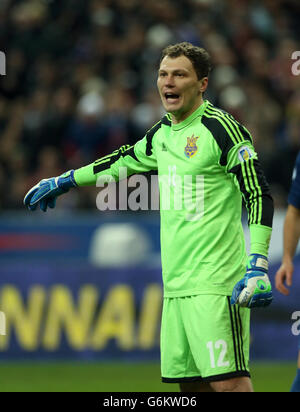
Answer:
[{"left": 24, "top": 127, "right": 158, "bottom": 212}]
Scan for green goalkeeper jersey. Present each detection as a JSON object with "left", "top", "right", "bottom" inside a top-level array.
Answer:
[{"left": 75, "top": 100, "right": 273, "bottom": 297}]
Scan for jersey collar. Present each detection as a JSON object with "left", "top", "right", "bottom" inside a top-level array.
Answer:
[{"left": 170, "top": 100, "right": 209, "bottom": 131}]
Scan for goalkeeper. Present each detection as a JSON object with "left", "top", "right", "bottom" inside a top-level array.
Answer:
[{"left": 24, "top": 42, "right": 274, "bottom": 392}]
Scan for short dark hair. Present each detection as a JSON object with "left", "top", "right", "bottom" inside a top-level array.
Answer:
[{"left": 160, "top": 42, "right": 212, "bottom": 80}]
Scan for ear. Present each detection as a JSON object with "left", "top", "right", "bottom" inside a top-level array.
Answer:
[{"left": 198, "top": 77, "right": 208, "bottom": 94}]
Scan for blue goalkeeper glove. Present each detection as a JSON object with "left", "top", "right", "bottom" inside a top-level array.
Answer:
[
  {"left": 230, "top": 254, "right": 273, "bottom": 308},
  {"left": 24, "top": 170, "right": 77, "bottom": 212}
]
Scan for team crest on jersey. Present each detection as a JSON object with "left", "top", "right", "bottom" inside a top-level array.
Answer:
[
  {"left": 238, "top": 146, "right": 254, "bottom": 163},
  {"left": 184, "top": 134, "right": 200, "bottom": 158}
]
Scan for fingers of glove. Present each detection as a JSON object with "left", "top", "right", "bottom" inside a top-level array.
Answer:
[
  {"left": 236, "top": 288, "right": 251, "bottom": 307},
  {"left": 230, "top": 291, "right": 239, "bottom": 305},
  {"left": 235, "top": 283, "right": 273, "bottom": 307},
  {"left": 48, "top": 197, "right": 56, "bottom": 209},
  {"left": 28, "top": 203, "right": 38, "bottom": 211},
  {"left": 30, "top": 186, "right": 53, "bottom": 205},
  {"left": 248, "top": 293, "right": 273, "bottom": 308},
  {"left": 40, "top": 196, "right": 57, "bottom": 212},
  {"left": 29, "top": 179, "right": 58, "bottom": 205},
  {"left": 248, "top": 298, "right": 272, "bottom": 308},
  {"left": 24, "top": 186, "right": 40, "bottom": 206},
  {"left": 39, "top": 198, "right": 49, "bottom": 212},
  {"left": 24, "top": 179, "right": 50, "bottom": 205},
  {"left": 230, "top": 279, "right": 245, "bottom": 305}
]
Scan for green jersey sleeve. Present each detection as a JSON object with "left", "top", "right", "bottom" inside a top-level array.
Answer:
[
  {"left": 202, "top": 103, "right": 274, "bottom": 257},
  {"left": 226, "top": 139, "right": 273, "bottom": 256},
  {"left": 73, "top": 120, "right": 162, "bottom": 186}
]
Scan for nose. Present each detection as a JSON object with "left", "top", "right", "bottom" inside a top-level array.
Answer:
[
  {"left": 160, "top": 76, "right": 176, "bottom": 94},
  {"left": 164, "top": 75, "right": 175, "bottom": 87}
]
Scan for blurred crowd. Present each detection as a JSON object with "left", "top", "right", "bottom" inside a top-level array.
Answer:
[{"left": 0, "top": 0, "right": 299, "bottom": 211}]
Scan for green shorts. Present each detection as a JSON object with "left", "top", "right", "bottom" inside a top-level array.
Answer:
[{"left": 161, "top": 295, "right": 251, "bottom": 383}]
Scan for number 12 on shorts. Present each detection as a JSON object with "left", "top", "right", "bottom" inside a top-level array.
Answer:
[{"left": 206, "top": 340, "right": 230, "bottom": 368}]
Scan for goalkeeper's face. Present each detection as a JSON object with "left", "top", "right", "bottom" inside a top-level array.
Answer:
[{"left": 157, "top": 55, "right": 208, "bottom": 124}]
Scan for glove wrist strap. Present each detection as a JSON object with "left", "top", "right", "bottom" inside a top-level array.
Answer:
[
  {"left": 58, "top": 170, "right": 77, "bottom": 190},
  {"left": 248, "top": 253, "right": 268, "bottom": 273}
]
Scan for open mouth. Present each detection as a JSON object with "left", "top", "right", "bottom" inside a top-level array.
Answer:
[{"left": 164, "top": 92, "right": 180, "bottom": 103}]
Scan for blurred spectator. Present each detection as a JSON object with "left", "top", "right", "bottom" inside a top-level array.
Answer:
[
  {"left": 0, "top": 0, "right": 299, "bottom": 211},
  {"left": 65, "top": 91, "right": 107, "bottom": 165}
]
